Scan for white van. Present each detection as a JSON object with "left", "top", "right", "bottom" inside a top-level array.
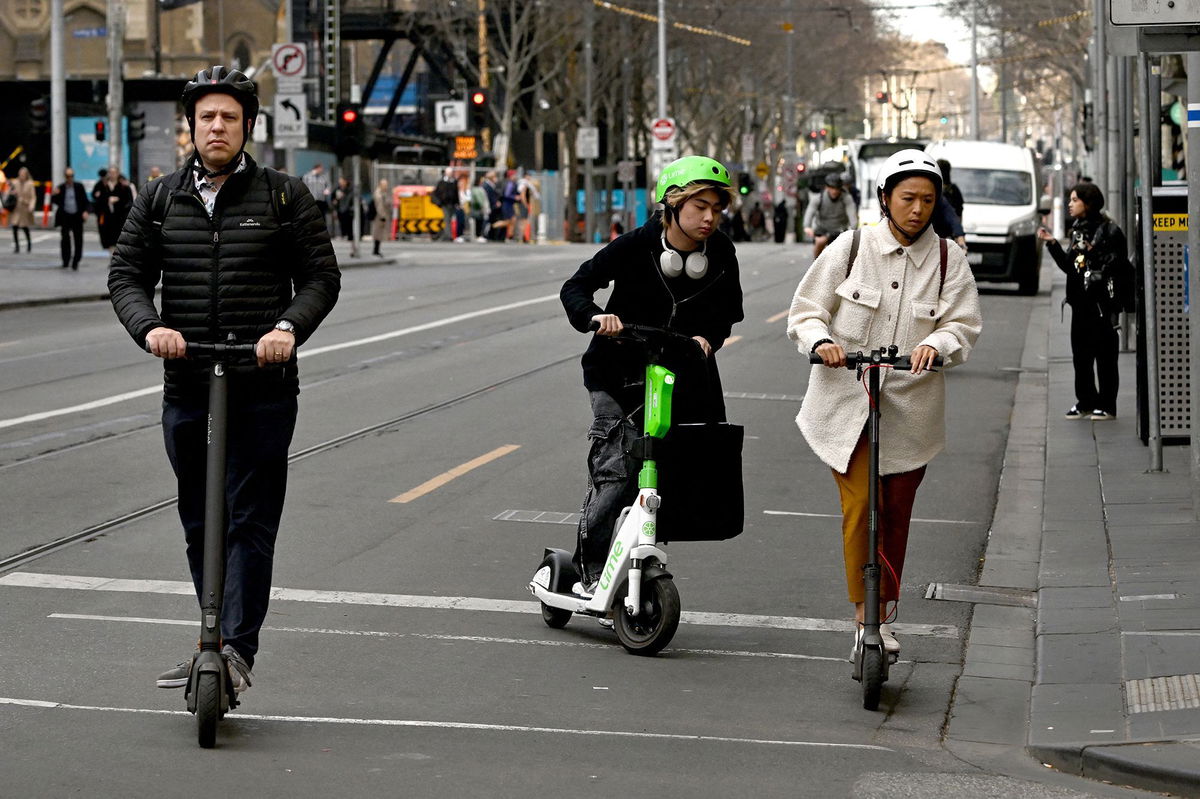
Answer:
[{"left": 924, "top": 140, "right": 1044, "bottom": 295}]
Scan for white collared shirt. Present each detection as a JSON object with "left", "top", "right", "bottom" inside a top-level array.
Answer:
[{"left": 193, "top": 154, "right": 247, "bottom": 218}]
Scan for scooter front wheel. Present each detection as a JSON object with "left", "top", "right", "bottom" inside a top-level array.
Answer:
[
  {"left": 861, "top": 646, "right": 883, "bottom": 711},
  {"left": 196, "top": 671, "right": 221, "bottom": 748},
  {"left": 614, "top": 575, "right": 680, "bottom": 656},
  {"left": 541, "top": 602, "right": 572, "bottom": 629}
]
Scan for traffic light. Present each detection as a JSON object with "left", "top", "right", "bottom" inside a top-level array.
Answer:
[
  {"left": 819, "top": 128, "right": 828, "bottom": 140},
  {"left": 738, "top": 173, "right": 753, "bottom": 195},
  {"left": 94, "top": 119, "right": 106, "bottom": 142},
  {"left": 128, "top": 108, "right": 146, "bottom": 141},
  {"left": 939, "top": 114, "right": 949, "bottom": 125},
  {"left": 469, "top": 87, "right": 489, "bottom": 130},
  {"left": 1081, "top": 101, "right": 1094, "bottom": 152},
  {"left": 796, "top": 162, "right": 807, "bottom": 174},
  {"left": 335, "top": 101, "right": 365, "bottom": 158},
  {"left": 874, "top": 90, "right": 889, "bottom": 104},
  {"left": 808, "top": 130, "right": 818, "bottom": 141},
  {"left": 29, "top": 96, "right": 49, "bottom": 135}
]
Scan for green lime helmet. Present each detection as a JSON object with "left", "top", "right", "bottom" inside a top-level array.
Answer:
[{"left": 655, "top": 155, "right": 732, "bottom": 203}]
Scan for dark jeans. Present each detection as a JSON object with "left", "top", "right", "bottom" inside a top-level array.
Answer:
[
  {"left": 573, "top": 390, "right": 639, "bottom": 585},
  {"left": 163, "top": 393, "right": 298, "bottom": 667},
  {"left": 1069, "top": 303, "right": 1119, "bottom": 415},
  {"left": 60, "top": 216, "right": 84, "bottom": 266}
]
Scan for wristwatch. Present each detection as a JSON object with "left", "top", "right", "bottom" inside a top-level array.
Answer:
[{"left": 274, "top": 320, "right": 296, "bottom": 335}]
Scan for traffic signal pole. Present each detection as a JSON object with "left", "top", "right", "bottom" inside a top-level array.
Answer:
[
  {"left": 106, "top": 0, "right": 125, "bottom": 171},
  {"left": 50, "top": 0, "right": 65, "bottom": 184}
]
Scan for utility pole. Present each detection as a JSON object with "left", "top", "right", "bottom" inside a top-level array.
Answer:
[
  {"left": 969, "top": 0, "right": 980, "bottom": 139},
  {"left": 583, "top": 0, "right": 595, "bottom": 244},
  {"left": 657, "top": 0, "right": 667, "bottom": 119},
  {"left": 478, "top": 0, "right": 490, "bottom": 151},
  {"left": 1188, "top": 52, "right": 1200, "bottom": 515},
  {"left": 50, "top": 0, "right": 65, "bottom": 185},
  {"left": 107, "top": 0, "right": 125, "bottom": 171}
]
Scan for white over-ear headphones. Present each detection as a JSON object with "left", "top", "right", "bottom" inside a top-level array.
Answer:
[{"left": 659, "top": 237, "right": 708, "bottom": 279}]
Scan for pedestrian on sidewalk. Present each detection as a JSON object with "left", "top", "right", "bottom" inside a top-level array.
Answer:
[
  {"left": 432, "top": 168, "right": 460, "bottom": 242},
  {"left": 107, "top": 66, "right": 340, "bottom": 696},
  {"left": 370, "top": 178, "right": 390, "bottom": 255},
  {"left": 559, "top": 155, "right": 743, "bottom": 594},
  {"left": 8, "top": 167, "right": 37, "bottom": 253},
  {"left": 334, "top": 176, "right": 354, "bottom": 241},
  {"left": 93, "top": 167, "right": 133, "bottom": 251},
  {"left": 1038, "top": 182, "right": 1135, "bottom": 421},
  {"left": 787, "top": 149, "right": 981, "bottom": 659},
  {"left": 51, "top": 167, "right": 91, "bottom": 269}
]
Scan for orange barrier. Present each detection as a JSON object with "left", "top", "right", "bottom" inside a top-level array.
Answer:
[{"left": 41, "top": 184, "right": 52, "bottom": 227}]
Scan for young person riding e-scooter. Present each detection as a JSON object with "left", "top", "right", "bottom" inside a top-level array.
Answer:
[
  {"left": 560, "top": 155, "right": 744, "bottom": 600},
  {"left": 785, "top": 149, "right": 982, "bottom": 661}
]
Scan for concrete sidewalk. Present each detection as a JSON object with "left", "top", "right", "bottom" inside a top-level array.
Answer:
[
  {"left": 0, "top": 229, "right": 394, "bottom": 311},
  {"left": 947, "top": 260, "right": 1200, "bottom": 797}
]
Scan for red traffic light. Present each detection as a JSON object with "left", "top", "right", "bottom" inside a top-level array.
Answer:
[
  {"left": 874, "top": 91, "right": 889, "bottom": 104},
  {"left": 796, "top": 163, "right": 807, "bottom": 173},
  {"left": 340, "top": 107, "right": 359, "bottom": 124},
  {"left": 470, "top": 90, "right": 486, "bottom": 106},
  {"left": 94, "top": 120, "right": 107, "bottom": 142}
]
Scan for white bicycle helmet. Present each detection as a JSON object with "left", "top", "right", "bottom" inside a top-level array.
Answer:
[{"left": 874, "top": 149, "right": 942, "bottom": 200}]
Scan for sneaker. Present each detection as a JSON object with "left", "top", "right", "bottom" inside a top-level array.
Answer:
[
  {"left": 598, "top": 617, "right": 614, "bottom": 629},
  {"left": 880, "top": 623, "right": 901, "bottom": 655},
  {"left": 1064, "top": 405, "right": 1086, "bottom": 420},
  {"left": 222, "top": 645, "right": 253, "bottom": 694},
  {"left": 1089, "top": 410, "right": 1114, "bottom": 421},
  {"left": 849, "top": 626, "right": 863, "bottom": 662},
  {"left": 156, "top": 653, "right": 196, "bottom": 689},
  {"left": 570, "top": 580, "right": 596, "bottom": 599}
]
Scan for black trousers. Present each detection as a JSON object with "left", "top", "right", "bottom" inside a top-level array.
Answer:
[
  {"left": 60, "top": 216, "right": 84, "bottom": 266},
  {"left": 1069, "top": 303, "right": 1120, "bottom": 415},
  {"left": 162, "top": 394, "right": 298, "bottom": 667},
  {"left": 573, "top": 390, "right": 639, "bottom": 585}
]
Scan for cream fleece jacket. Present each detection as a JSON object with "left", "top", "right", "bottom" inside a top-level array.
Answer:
[{"left": 786, "top": 224, "right": 982, "bottom": 475}]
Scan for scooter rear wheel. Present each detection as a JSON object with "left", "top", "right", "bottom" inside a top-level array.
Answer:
[
  {"left": 861, "top": 646, "right": 883, "bottom": 711},
  {"left": 196, "top": 671, "right": 220, "bottom": 748},
  {"left": 614, "top": 576, "right": 680, "bottom": 656}
]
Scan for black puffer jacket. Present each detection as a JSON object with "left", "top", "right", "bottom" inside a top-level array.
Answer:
[
  {"left": 1046, "top": 213, "right": 1135, "bottom": 313},
  {"left": 560, "top": 216, "right": 743, "bottom": 422},
  {"left": 109, "top": 155, "right": 340, "bottom": 401}
]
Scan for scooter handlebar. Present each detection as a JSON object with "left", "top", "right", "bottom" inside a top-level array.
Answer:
[
  {"left": 146, "top": 340, "right": 261, "bottom": 361},
  {"left": 808, "top": 347, "right": 943, "bottom": 371},
  {"left": 587, "top": 319, "right": 699, "bottom": 346}
]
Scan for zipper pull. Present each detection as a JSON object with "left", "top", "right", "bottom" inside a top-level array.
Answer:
[{"left": 213, "top": 231, "right": 219, "bottom": 244}]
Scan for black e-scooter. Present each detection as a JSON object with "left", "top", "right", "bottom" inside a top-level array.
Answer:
[
  {"left": 151, "top": 336, "right": 259, "bottom": 747},
  {"left": 810, "top": 345, "right": 941, "bottom": 710}
]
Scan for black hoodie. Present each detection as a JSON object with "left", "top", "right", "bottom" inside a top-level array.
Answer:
[{"left": 560, "top": 215, "right": 743, "bottom": 422}]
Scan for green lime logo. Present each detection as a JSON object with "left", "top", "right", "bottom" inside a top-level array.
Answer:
[{"left": 642, "top": 521, "right": 655, "bottom": 537}]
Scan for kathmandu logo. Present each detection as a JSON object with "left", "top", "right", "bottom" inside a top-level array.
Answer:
[{"left": 239, "top": 218, "right": 261, "bottom": 227}]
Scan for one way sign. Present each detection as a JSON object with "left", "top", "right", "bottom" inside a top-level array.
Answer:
[{"left": 273, "top": 93, "right": 307, "bottom": 149}]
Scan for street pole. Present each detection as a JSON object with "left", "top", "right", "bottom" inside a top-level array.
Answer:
[
  {"left": 1188, "top": 52, "right": 1200, "bottom": 515},
  {"left": 50, "top": 0, "right": 65, "bottom": 185},
  {"left": 969, "top": 0, "right": 980, "bottom": 139},
  {"left": 1137, "top": 52, "right": 1163, "bottom": 472},
  {"left": 583, "top": 0, "right": 595, "bottom": 244},
  {"left": 657, "top": 0, "right": 667, "bottom": 119},
  {"left": 107, "top": 0, "right": 125, "bottom": 172},
  {"left": 1093, "top": 0, "right": 1108, "bottom": 192},
  {"left": 283, "top": 0, "right": 295, "bottom": 176}
]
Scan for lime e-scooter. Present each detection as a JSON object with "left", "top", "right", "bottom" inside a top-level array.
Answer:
[
  {"left": 151, "top": 336, "right": 258, "bottom": 747},
  {"left": 810, "top": 345, "right": 941, "bottom": 710},
  {"left": 529, "top": 323, "right": 696, "bottom": 656}
]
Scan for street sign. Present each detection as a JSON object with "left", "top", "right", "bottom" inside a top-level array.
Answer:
[
  {"left": 435, "top": 100, "right": 467, "bottom": 133},
  {"left": 273, "top": 93, "right": 307, "bottom": 149},
  {"left": 755, "top": 161, "right": 769, "bottom": 179},
  {"left": 1111, "top": 0, "right": 1200, "bottom": 25},
  {"left": 650, "top": 117, "right": 676, "bottom": 151},
  {"left": 272, "top": 43, "right": 306, "bottom": 79},
  {"left": 577, "top": 126, "right": 600, "bottom": 160},
  {"left": 741, "top": 134, "right": 755, "bottom": 165},
  {"left": 617, "top": 160, "right": 637, "bottom": 183},
  {"left": 454, "top": 135, "right": 478, "bottom": 160}
]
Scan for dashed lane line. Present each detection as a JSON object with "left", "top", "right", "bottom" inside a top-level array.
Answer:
[
  {"left": 47, "top": 613, "right": 850, "bottom": 662},
  {"left": 0, "top": 572, "right": 959, "bottom": 638},
  {"left": 0, "top": 696, "right": 891, "bottom": 750}
]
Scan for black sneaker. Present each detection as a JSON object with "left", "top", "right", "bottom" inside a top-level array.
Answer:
[
  {"left": 1064, "top": 405, "right": 1086, "bottom": 419},
  {"left": 222, "top": 645, "right": 253, "bottom": 693},
  {"left": 1089, "top": 410, "right": 1114, "bottom": 421},
  {"left": 156, "top": 654, "right": 196, "bottom": 689}
]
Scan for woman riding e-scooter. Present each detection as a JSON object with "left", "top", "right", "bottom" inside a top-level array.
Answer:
[
  {"left": 786, "top": 149, "right": 982, "bottom": 660},
  {"left": 560, "top": 155, "right": 744, "bottom": 598}
]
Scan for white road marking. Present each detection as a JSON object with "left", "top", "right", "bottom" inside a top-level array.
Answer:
[
  {"left": 0, "top": 294, "right": 559, "bottom": 431},
  {"left": 0, "top": 696, "right": 891, "bottom": 749},
  {"left": 48, "top": 613, "right": 851, "bottom": 662},
  {"left": 1, "top": 572, "right": 958, "bottom": 638},
  {"left": 763, "top": 509, "right": 979, "bottom": 526}
]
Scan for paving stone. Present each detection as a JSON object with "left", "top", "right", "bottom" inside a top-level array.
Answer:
[
  {"left": 1038, "top": 586, "right": 1114, "bottom": 609},
  {"left": 947, "top": 675, "right": 1030, "bottom": 746},
  {"left": 971, "top": 603, "right": 1035, "bottom": 631},
  {"left": 1036, "top": 606, "right": 1119, "bottom": 636},
  {"left": 966, "top": 625, "right": 1034, "bottom": 650},
  {"left": 1036, "top": 633, "right": 1122, "bottom": 684}
]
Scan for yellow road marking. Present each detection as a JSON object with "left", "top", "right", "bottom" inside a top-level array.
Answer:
[
  {"left": 766, "top": 310, "right": 788, "bottom": 324},
  {"left": 389, "top": 444, "right": 521, "bottom": 503},
  {"left": 723, "top": 335, "right": 743, "bottom": 347}
]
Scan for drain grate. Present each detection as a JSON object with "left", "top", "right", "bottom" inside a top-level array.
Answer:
[
  {"left": 493, "top": 509, "right": 579, "bottom": 526},
  {"left": 1126, "top": 674, "right": 1200, "bottom": 713},
  {"left": 925, "top": 583, "right": 1038, "bottom": 608}
]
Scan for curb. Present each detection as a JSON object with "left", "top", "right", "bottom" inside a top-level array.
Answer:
[{"left": 1030, "top": 741, "right": 1200, "bottom": 798}]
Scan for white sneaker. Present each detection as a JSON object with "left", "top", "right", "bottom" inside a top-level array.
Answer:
[
  {"left": 849, "top": 626, "right": 863, "bottom": 662},
  {"left": 880, "top": 623, "right": 900, "bottom": 655},
  {"left": 570, "top": 581, "right": 595, "bottom": 599}
]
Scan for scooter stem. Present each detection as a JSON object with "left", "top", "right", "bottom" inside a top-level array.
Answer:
[
  {"left": 199, "top": 360, "right": 228, "bottom": 652},
  {"left": 863, "top": 360, "right": 882, "bottom": 634}
]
